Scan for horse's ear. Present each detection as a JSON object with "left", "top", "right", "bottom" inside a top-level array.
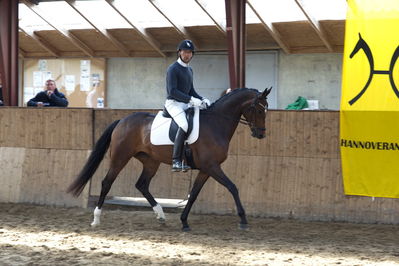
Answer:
[{"left": 261, "top": 87, "right": 272, "bottom": 98}]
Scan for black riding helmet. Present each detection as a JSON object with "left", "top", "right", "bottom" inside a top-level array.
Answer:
[{"left": 177, "top": 39, "right": 195, "bottom": 53}]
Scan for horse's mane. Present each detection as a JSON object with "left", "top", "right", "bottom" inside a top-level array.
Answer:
[{"left": 204, "top": 88, "right": 259, "bottom": 112}]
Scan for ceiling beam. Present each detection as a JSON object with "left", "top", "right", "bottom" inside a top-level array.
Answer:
[
  {"left": 105, "top": 0, "right": 166, "bottom": 58},
  {"left": 19, "top": 26, "right": 60, "bottom": 57},
  {"left": 65, "top": 0, "right": 130, "bottom": 56},
  {"left": 194, "top": 0, "right": 226, "bottom": 35},
  {"left": 21, "top": 0, "right": 95, "bottom": 57},
  {"left": 19, "top": 48, "right": 26, "bottom": 58},
  {"left": 294, "top": 0, "right": 333, "bottom": 52},
  {"left": 148, "top": 0, "right": 200, "bottom": 48},
  {"left": 247, "top": 0, "right": 290, "bottom": 54}
]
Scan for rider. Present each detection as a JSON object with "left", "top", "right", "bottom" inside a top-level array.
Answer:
[{"left": 165, "top": 39, "right": 211, "bottom": 172}]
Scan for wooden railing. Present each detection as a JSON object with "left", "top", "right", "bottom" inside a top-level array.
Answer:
[{"left": 0, "top": 107, "right": 398, "bottom": 224}]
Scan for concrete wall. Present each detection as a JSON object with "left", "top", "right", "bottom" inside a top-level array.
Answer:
[
  {"left": 107, "top": 57, "right": 172, "bottom": 109},
  {"left": 278, "top": 53, "right": 343, "bottom": 110},
  {"left": 107, "top": 52, "right": 343, "bottom": 110},
  {"left": 107, "top": 51, "right": 278, "bottom": 109}
]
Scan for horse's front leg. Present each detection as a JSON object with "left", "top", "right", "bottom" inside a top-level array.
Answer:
[
  {"left": 180, "top": 171, "right": 209, "bottom": 231},
  {"left": 207, "top": 165, "right": 248, "bottom": 229}
]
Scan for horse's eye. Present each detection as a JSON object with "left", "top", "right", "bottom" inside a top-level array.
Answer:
[{"left": 258, "top": 110, "right": 263, "bottom": 115}]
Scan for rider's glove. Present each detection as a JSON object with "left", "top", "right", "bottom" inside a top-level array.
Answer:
[
  {"left": 189, "top": 97, "right": 202, "bottom": 107},
  {"left": 201, "top": 98, "right": 211, "bottom": 109}
]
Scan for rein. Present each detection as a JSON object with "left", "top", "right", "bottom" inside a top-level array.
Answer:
[
  {"left": 239, "top": 100, "right": 267, "bottom": 131},
  {"left": 202, "top": 92, "right": 268, "bottom": 131}
]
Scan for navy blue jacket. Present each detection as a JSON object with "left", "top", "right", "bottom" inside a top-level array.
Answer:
[
  {"left": 166, "top": 61, "right": 202, "bottom": 103},
  {"left": 27, "top": 89, "right": 68, "bottom": 107}
]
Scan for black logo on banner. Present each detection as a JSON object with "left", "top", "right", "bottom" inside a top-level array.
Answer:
[
  {"left": 341, "top": 139, "right": 399, "bottom": 151},
  {"left": 348, "top": 33, "right": 399, "bottom": 105}
]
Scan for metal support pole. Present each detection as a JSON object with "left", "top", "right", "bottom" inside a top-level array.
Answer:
[
  {"left": 0, "top": 0, "right": 19, "bottom": 106},
  {"left": 225, "top": 0, "right": 246, "bottom": 90}
]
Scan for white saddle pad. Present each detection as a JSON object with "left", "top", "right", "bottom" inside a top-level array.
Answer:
[{"left": 150, "top": 107, "right": 200, "bottom": 145}]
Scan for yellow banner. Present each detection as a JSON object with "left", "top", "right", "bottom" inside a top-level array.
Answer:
[{"left": 340, "top": 0, "right": 399, "bottom": 198}]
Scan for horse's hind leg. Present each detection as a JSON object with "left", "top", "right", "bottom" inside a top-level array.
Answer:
[
  {"left": 207, "top": 164, "right": 248, "bottom": 230},
  {"left": 92, "top": 158, "right": 130, "bottom": 227},
  {"left": 134, "top": 154, "right": 163, "bottom": 221},
  {"left": 180, "top": 171, "right": 209, "bottom": 231}
]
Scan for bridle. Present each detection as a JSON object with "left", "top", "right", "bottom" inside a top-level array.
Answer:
[{"left": 239, "top": 97, "right": 268, "bottom": 133}]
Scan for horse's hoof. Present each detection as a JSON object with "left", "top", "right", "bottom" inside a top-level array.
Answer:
[
  {"left": 91, "top": 223, "right": 99, "bottom": 228},
  {"left": 157, "top": 217, "right": 166, "bottom": 224},
  {"left": 239, "top": 223, "right": 249, "bottom": 230},
  {"left": 182, "top": 226, "right": 191, "bottom": 232}
]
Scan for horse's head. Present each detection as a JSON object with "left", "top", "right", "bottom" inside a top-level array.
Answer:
[{"left": 241, "top": 87, "right": 272, "bottom": 139}]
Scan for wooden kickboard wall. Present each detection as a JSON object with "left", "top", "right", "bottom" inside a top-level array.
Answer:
[{"left": 0, "top": 107, "right": 398, "bottom": 224}]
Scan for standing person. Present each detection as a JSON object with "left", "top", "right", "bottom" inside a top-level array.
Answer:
[
  {"left": 165, "top": 39, "right": 211, "bottom": 172},
  {"left": 27, "top": 79, "right": 68, "bottom": 107}
]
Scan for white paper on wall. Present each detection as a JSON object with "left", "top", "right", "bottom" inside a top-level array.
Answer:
[
  {"left": 65, "top": 75, "right": 75, "bottom": 92},
  {"left": 80, "top": 60, "right": 91, "bottom": 91},
  {"left": 33, "top": 71, "right": 42, "bottom": 87},
  {"left": 42, "top": 71, "right": 52, "bottom": 82},
  {"left": 38, "top": 60, "right": 47, "bottom": 71}
]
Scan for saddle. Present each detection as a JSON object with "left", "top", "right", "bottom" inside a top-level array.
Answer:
[
  {"left": 150, "top": 106, "right": 200, "bottom": 146},
  {"left": 162, "top": 107, "right": 194, "bottom": 142},
  {"left": 150, "top": 107, "right": 199, "bottom": 169}
]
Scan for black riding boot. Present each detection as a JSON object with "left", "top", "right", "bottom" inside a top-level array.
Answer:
[{"left": 172, "top": 127, "right": 190, "bottom": 172}]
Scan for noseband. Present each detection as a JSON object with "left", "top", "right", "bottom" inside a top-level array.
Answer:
[{"left": 239, "top": 98, "right": 267, "bottom": 132}]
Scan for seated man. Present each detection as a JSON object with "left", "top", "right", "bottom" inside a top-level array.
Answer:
[{"left": 27, "top": 79, "right": 68, "bottom": 107}]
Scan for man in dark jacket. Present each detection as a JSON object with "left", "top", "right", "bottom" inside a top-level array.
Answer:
[
  {"left": 27, "top": 79, "right": 68, "bottom": 107},
  {"left": 164, "top": 40, "right": 210, "bottom": 172}
]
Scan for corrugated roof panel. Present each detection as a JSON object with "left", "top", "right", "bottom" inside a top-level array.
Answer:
[
  {"left": 19, "top": 4, "right": 53, "bottom": 31},
  {"left": 249, "top": 0, "right": 307, "bottom": 22},
  {"left": 153, "top": 0, "right": 214, "bottom": 26},
  {"left": 74, "top": 0, "right": 131, "bottom": 29},
  {"left": 112, "top": 0, "right": 172, "bottom": 28},
  {"left": 35, "top": 1, "right": 93, "bottom": 29}
]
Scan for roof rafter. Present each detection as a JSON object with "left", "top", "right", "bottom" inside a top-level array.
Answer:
[
  {"left": 19, "top": 26, "right": 60, "bottom": 57},
  {"left": 19, "top": 48, "right": 26, "bottom": 58},
  {"left": 247, "top": 0, "right": 290, "bottom": 54},
  {"left": 148, "top": 0, "right": 200, "bottom": 47},
  {"left": 21, "top": 0, "right": 95, "bottom": 57},
  {"left": 294, "top": 0, "right": 333, "bottom": 52},
  {"left": 194, "top": 0, "right": 226, "bottom": 35},
  {"left": 65, "top": 0, "right": 130, "bottom": 56},
  {"left": 105, "top": 0, "right": 166, "bottom": 58}
]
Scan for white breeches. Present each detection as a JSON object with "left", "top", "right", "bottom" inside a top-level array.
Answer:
[{"left": 164, "top": 99, "right": 189, "bottom": 132}]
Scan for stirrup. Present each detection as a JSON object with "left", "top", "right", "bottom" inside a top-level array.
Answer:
[
  {"left": 172, "top": 159, "right": 190, "bottom": 172},
  {"left": 181, "top": 163, "right": 191, "bottom": 172},
  {"left": 172, "top": 159, "right": 183, "bottom": 172}
]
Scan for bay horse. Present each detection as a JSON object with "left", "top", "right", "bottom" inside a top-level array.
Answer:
[{"left": 67, "top": 87, "right": 272, "bottom": 231}]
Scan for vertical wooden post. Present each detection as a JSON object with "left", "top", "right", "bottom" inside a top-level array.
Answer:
[
  {"left": 0, "top": 0, "right": 19, "bottom": 106},
  {"left": 225, "top": 0, "right": 246, "bottom": 89}
]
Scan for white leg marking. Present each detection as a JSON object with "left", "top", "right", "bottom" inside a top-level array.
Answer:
[
  {"left": 152, "top": 204, "right": 165, "bottom": 221},
  {"left": 91, "top": 207, "right": 102, "bottom": 227}
]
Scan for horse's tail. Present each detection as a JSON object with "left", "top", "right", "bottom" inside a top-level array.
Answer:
[{"left": 67, "top": 120, "right": 120, "bottom": 197}]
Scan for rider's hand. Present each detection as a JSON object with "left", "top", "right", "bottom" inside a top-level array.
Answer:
[
  {"left": 201, "top": 98, "right": 211, "bottom": 109},
  {"left": 190, "top": 97, "right": 202, "bottom": 107}
]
